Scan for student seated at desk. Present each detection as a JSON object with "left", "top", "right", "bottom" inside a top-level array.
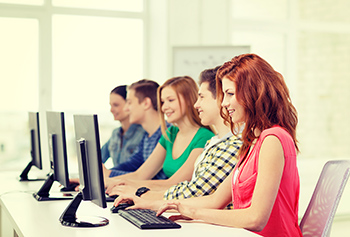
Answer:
[
  {"left": 114, "top": 54, "right": 302, "bottom": 237},
  {"left": 101, "top": 85, "right": 145, "bottom": 167},
  {"left": 71, "top": 80, "right": 168, "bottom": 189},
  {"left": 103, "top": 79, "right": 168, "bottom": 181},
  {"left": 106, "top": 66, "right": 242, "bottom": 203},
  {"left": 105, "top": 76, "right": 214, "bottom": 189}
]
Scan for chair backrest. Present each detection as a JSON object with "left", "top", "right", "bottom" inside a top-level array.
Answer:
[{"left": 300, "top": 160, "right": 350, "bottom": 237}]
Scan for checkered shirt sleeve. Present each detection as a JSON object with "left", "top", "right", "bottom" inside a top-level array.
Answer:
[{"left": 163, "top": 135, "right": 242, "bottom": 203}]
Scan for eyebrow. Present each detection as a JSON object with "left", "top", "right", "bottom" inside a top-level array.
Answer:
[{"left": 161, "top": 95, "right": 176, "bottom": 101}]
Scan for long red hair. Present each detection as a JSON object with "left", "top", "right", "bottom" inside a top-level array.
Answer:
[{"left": 216, "top": 54, "right": 299, "bottom": 157}]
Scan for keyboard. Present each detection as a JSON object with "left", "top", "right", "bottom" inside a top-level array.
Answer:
[{"left": 118, "top": 209, "right": 181, "bottom": 229}]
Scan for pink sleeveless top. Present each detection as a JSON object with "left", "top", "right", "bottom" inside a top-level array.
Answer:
[{"left": 231, "top": 126, "right": 302, "bottom": 237}]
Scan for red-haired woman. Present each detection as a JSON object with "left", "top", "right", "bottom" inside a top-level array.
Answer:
[{"left": 114, "top": 54, "right": 302, "bottom": 237}]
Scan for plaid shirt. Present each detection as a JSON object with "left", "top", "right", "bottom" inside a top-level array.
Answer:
[{"left": 163, "top": 133, "right": 242, "bottom": 204}]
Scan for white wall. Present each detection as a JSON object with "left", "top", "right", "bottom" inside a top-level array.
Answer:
[{"left": 147, "top": 0, "right": 350, "bottom": 217}]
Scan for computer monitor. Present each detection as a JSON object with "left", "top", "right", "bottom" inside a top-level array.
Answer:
[
  {"left": 19, "top": 112, "right": 45, "bottom": 181},
  {"left": 33, "top": 111, "right": 74, "bottom": 201},
  {"left": 59, "top": 114, "right": 108, "bottom": 227}
]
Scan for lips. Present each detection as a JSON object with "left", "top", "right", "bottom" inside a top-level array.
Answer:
[
  {"left": 165, "top": 112, "right": 173, "bottom": 117},
  {"left": 227, "top": 109, "right": 235, "bottom": 116}
]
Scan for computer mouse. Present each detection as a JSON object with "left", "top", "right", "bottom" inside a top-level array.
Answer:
[
  {"left": 110, "top": 203, "right": 133, "bottom": 213},
  {"left": 105, "top": 194, "right": 119, "bottom": 202},
  {"left": 60, "top": 183, "right": 79, "bottom": 192}
]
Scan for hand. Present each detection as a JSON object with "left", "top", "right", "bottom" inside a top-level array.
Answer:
[
  {"left": 113, "top": 194, "right": 153, "bottom": 210},
  {"left": 106, "top": 184, "right": 138, "bottom": 197},
  {"left": 156, "top": 201, "right": 195, "bottom": 221},
  {"left": 105, "top": 178, "right": 138, "bottom": 193},
  {"left": 68, "top": 178, "right": 80, "bottom": 191}
]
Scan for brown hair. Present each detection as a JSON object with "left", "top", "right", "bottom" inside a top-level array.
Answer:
[
  {"left": 128, "top": 79, "right": 159, "bottom": 111},
  {"left": 198, "top": 65, "right": 221, "bottom": 98},
  {"left": 216, "top": 53, "right": 298, "bottom": 157}
]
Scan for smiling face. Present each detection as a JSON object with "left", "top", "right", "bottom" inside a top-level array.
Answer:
[
  {"left": 194, "top": 82, "right": 220, "bottom": 126},
  {"left": 109, "top": 93, "right": 129, "bottom": 122},
  {"left": 221, "top": 77, "right": 245, "bottom": 124},
  {"left": 160, "top": 86, "right": 186, "bottom": 124}
]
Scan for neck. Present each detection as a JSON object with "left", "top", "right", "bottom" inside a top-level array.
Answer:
[
  {"left": 213, "top": 119, "right": 230, "bottom": 138},
  {"left": 120, "top": 118, "right": 131, "bottom": 133},
  {"left": 176, "top": 116, "right": 200, "bottom": 133},
  {"left": 141, "top": 110, "right": 161, "bottom": 137}
]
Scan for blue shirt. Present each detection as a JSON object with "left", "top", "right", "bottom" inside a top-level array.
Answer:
[
  {"left": 101, "top": 124, "right": 145, "bottom": 167},
  {"left": 109, "top": 125, "right": 168, "bottom": 179}
]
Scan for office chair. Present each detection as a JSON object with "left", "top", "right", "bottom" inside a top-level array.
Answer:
[{"left": 299, "top": 160, "right": 350, "bottom": 237}]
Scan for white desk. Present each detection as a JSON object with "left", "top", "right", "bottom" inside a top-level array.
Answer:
[{"left": 0, "top": 171, "right": 258, "bottom": 237}]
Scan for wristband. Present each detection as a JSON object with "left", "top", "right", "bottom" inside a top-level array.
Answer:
[{"left": 135, "top": 187, "right": 150, "bottom": 197}]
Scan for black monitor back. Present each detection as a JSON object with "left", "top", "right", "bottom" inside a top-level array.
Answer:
[
  {"left": 29, "top": 112, "right": 42, "bottom": 169},
  {"left": 46, "top": 111, "right": 69, "bottom": 188},
  {"left": 74, "top": 114, "right": 106, "bottom": 208}
]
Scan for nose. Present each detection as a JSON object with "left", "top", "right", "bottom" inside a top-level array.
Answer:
[
  {"left": 194, "top": 97, "right": 200, "bottom": 109},
  {"left": 161, "top": 101, "right": 168, "bottom": 112},
  {"left": 221, "top": 95, "right": 229, "bottom": 108}
]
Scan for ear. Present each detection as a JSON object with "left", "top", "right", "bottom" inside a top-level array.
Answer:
[{"left": 141, "top": 97, "right": 153, "bottom": 110}]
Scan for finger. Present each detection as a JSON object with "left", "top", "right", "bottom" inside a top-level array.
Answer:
[
  {"left": 74, "top": 185, "right": 80, "bottom": 192},
  {"left": 156, "top": 202, "right": 177, "bottom": 216},
  {"left": 113, "top": 194, "right": 134, "bottom": 207},
  {"left": 169, "top": 215, "right": 192, "bottom": 221}
]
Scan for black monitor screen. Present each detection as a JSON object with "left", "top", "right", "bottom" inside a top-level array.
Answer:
[
  {"left": 59, "top": 114, "right": 108, "bottom": 227},
  {"left": 19, "top": 112, "right": 44, "bottom": 181}
]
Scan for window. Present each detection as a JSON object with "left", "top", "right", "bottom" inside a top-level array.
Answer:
[
  {"left": 0, "top": 17, "right": 39, "bottom": 169},
  {"left": 0, "top": 1, "right": 145, "bottom": 171},
  {"left": 52, "top": 0, "right": 143, "bottom": 12}
]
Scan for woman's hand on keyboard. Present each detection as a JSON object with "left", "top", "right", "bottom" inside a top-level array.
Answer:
[{"left": 156, "top": 201, "right": 194, "bottom": 221}]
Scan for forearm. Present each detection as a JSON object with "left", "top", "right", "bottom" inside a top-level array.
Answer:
[
  {"left": 193, "top": 206, "right": 264, "bottom": 232},
  {"left": 134, "top": 179, "right": 175, "bottom": 191},
  {"left": 141, "top": 190, "right": 166, "bottom": 201}
]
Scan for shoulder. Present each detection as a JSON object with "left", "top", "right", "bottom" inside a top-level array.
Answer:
[
  {"left": 197, "top": 127, "right": 215, "bottom": 137},
  {"left": 125, "top": 124, "right": 145, "bottom": 137},
  {"left": 260, "top": 126, "right": 292, "bottom": 142},
  {"left": 166, "top": 125, "right": 179, "bottom": 138},
  {"left": 191, "top": 127, "right": 215, "bottom": 146},
  {"left": 226, "top": 133, "right": 242, "bottom": 144},
  {"left": 111, "top": 127, "right": 123, "bottom": 136},
  {"left": 129, "top": 124, "right": 145, "bottom": 132},
  {"left": 259, "top": 126, "right": 296, "bottom": 155},
  {"left": 168, "top": 125, "right": 179, "bottom": 132}
]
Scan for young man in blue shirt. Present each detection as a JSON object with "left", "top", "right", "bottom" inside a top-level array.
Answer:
[{"left": 103, "top": 79, "right": 168, "bottom": 185}]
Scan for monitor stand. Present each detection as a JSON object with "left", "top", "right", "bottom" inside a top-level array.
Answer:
[
  {"left": 18, "top": 161, "right": 47, "bottom": 181},
  {"left": 33, "top": 173, "right": 73, "bottom": 201},
  {"left": 60, "top": 192, "right": 109, "bottom": 227}
]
